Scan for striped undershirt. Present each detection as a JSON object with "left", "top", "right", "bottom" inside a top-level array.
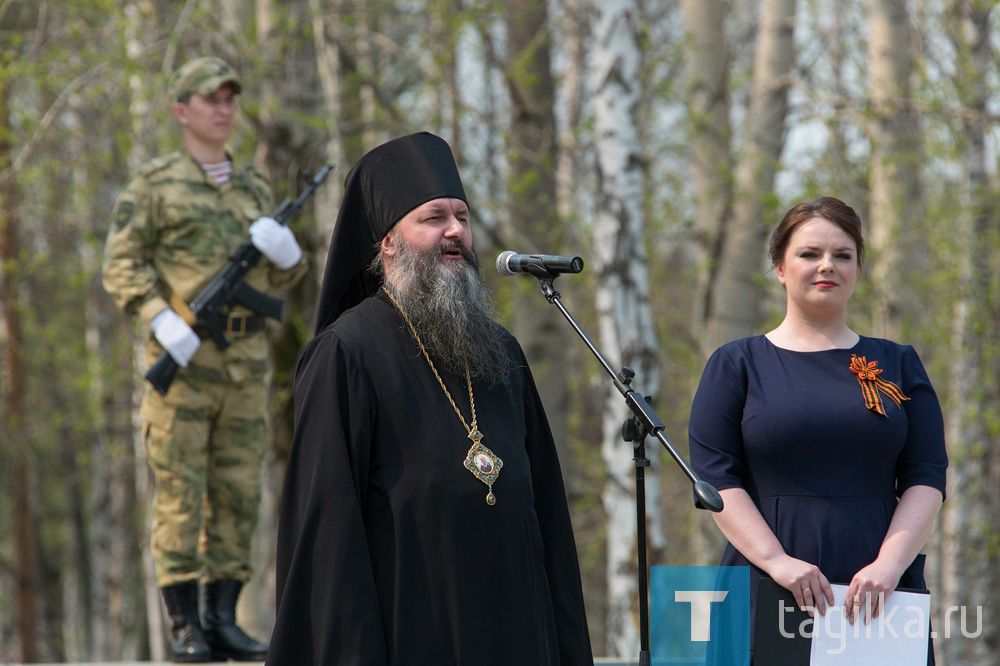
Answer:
[{"left": 201, "top": 160, "right": 233, "bottom": 186}]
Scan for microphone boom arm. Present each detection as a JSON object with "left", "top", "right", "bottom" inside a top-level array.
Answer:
[
  {"left": 520, "top": 269, "right": 723, "bottom": 666},
  {"left": 533, "top": 275, "right": 723, "bottom": 513}
]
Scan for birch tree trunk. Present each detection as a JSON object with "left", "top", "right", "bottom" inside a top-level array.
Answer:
[
  {"left": 359, "top": 0, "right": 388, "bottom": 149},
  {"left": 681, "top": 0, "right": 732, "bottom": 350},
  {"left": 85, "top": 285, "right": 106, "bottom": 663},
  {"left": 69, "top": 94, "right": 112, "bottom": 661},
  {"left": 122, "top": 2, "right": 164, "bottom": 658},
  {"left": 504, "top": 0, "right": 570, "bottom": 452},
  {"left": 80, "top": 80, "right": 138, "bottom": 657},
  {"left": 465, "top": 14, "right": 505, "bottom": 250},
  {"left": 866, "top": 0, "right": 923, "bottom": 341},
  {"left": 938, "top": 6, "right": 998, "bottom": 662},
  {"left": 249, "top": 0, "right": 291, "bottom": 639},
  {"left": 250, "top": 0, "right": 347, "bottom": 635},
  {"left": 822, "top": 6, "right": 860, "bottom": 194},
  {"left": 591, "top": 1, "right": 663, "bottom": 656},
  {"left": 308, "top": 0, "right": 344, "bottom": 285},
  {"left": 681, "top": 0, "right": 736, "bottom": 568},
  {"left": 426, "top": 0, "right": 462, "bottom": 146},
  {"left": 704, "top": 0, "right": 796, "bottom": 352},
  {"left": 555, "top": 0, "right": 589, "bottom": 226},
  {"left": 85, "top": 285, "right": 133, "bottom": 662}
]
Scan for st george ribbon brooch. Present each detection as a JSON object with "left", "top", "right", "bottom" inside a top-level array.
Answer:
[
  {"left": 849, "top": 354, "right": 910, "bottom": 416},
  {"left": 464, "top": 430, "right": 503, "bottom": 506}
]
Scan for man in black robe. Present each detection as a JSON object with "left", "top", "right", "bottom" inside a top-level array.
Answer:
[{"left": 267, "top": 132, "right": 593, "bottom": 665}]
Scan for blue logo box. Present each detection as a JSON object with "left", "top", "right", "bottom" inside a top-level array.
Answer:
[{"left": 650, "top": 566, "right": 753, "bottom": 665}]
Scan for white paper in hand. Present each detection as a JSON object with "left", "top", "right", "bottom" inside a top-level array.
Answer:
[{"left": 809, "top": 583, "right": 929, "bottom": 665}]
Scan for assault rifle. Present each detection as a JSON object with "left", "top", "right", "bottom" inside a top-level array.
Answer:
[{"left": 144, "top": 163, "right": 334, "bottom": 396}]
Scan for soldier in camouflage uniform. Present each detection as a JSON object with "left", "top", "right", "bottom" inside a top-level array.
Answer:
[{"left": 102, "top": 56, "right": 307, "bottom": 663}]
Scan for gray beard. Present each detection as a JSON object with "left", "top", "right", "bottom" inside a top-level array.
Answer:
[{"left": 378, "top": 237, "right": 512, "bottom": 387}]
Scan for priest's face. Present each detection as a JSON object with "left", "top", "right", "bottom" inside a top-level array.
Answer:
[
  {"left": 380, "top": 198, "right": 473, "bottom": 273},
  {"left": 377, "top": 217, "right": 510, "bottom": 386}
]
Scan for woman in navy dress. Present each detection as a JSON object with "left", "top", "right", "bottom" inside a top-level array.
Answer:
[{"left": 689, "top": 197, "right": 947, "bottom": 664}]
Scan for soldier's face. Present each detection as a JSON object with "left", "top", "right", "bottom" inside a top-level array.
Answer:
[
  {"left": 381, "top": 198, "right": 473, "bottom": 274},
  {"left": 173, "top": 84, "right": 237, "bottom": 148}
]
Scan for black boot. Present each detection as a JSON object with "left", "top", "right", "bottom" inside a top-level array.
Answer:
[
  {"left": 203, "top": 579, "right": 269, "bottom": 661},
  {"left": 161, "top": 582, "right": 213, "bottom": 663}
]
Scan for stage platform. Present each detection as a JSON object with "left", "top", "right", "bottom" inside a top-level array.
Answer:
[{"left": 0, "top": 657, "right": 639, "bottom": 666}]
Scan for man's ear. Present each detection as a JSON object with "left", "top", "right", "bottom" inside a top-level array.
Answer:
[
  {"left": 171, "top": 101, "right": 188, "bottom": 125},
  {"left": 380, "top": 232, "right": 396, "bottom": 258}
]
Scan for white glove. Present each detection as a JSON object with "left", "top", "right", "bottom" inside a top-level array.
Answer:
[
  {"left": 249, "top": 216, "right": 302, "bottom": 270},
  {"left": 151, "top": 309, "right": 201, "bottom": 368}
]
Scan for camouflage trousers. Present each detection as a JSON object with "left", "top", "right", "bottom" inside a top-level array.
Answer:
[{"left": 141, "top": 371, "right": 268, "bottom": 587}]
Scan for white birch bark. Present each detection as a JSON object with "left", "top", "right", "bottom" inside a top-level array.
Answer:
[
  {"left": 705, "top": 0, "right": 796, "bottom": 351},
  {"left": 938, "top": 6, "right": 997, "bottom": 662},
  {"left": 866, "top": 0, "right": 923, "bottom": 342},
  {"left": 358, "top": 0, "right": 388, "bottom": 149},
  {"left": 243, "top": 0, "right": 280, "bottom": 640},
  {"left": 123, "top": 2, "right": 164, "bottom": 659},
  {"left": 555, "top": 0, "right": 588, "bottom": 225},
  {"left": 308, "top": 0, "right": 344, "bottom": 284},
  {"left": 55, "top": 51, "right": 136, "bottom": 662},
  {"left": 591, "top": 0, "right": 664, "bottom": 656},
  {"left": 80, "top": 138, "right": 113, "bottom": 664}
]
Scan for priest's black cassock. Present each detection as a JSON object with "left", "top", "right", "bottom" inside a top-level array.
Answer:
[
  {"left": 268, "top": 293, "right": 592, "bottom": 664},
  {"left": 266, "top": 133, "right": 593, "bottom": 665}
]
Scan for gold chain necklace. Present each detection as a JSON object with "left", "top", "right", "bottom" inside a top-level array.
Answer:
[{"left": 383, "top": 287, "right": 503, "bottom": 506}]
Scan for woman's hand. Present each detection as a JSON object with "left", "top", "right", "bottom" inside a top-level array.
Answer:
[
  {"left": 710, "top": 489, "right": 834, "bottom": 616},
  {"left": 765, "top": 555, "right": 835, "bottom": 616},
  {"left": 845, "top": 560, "right": 901, "bottom": 624},
  {"left": 844, "top": 486, "right": 943, "bottom": 624}
]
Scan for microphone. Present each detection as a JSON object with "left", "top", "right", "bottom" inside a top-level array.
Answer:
[{"left": 496, "top": 250, "right": 584, "bottom": 277}]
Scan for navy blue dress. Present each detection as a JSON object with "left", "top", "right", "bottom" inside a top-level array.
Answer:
[{"left": 689, "top": 335, "right": 948, "bottom": 663}]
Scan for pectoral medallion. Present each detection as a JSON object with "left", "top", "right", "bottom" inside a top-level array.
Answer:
[
  {"left": 383, "top": 287, "right": 503, "bottom": 507},
  {"left": 463, "top": 430, "right": 503, "bottom": 505}
]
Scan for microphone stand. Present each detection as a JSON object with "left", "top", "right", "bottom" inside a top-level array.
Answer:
[{"left": 527, "top": 270, "right": 723, "bottom": 666}]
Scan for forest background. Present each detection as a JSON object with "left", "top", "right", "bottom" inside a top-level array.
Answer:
[{"left": 1, "top": 0, "right": 998, "bottom": 663}]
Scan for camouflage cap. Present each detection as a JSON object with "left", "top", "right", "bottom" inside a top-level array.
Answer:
[{"left": 169, "top": 56, "right": 242, "bottom": 102}]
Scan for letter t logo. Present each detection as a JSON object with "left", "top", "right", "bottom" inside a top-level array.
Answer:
[{"left": 674, "top": 590, "right": 729, "bottom": 641}]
